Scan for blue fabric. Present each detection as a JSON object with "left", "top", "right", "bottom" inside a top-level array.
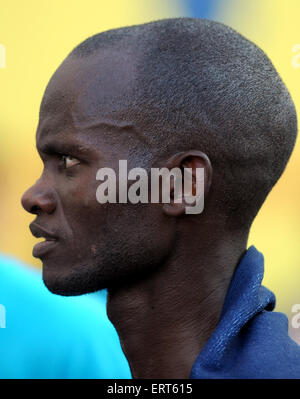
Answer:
[
  {"left": 190, "top": 246, "right": 300, "bottom": 379},
  {"left": 0, "top": 253, "right": 131, "bottom": 379}
]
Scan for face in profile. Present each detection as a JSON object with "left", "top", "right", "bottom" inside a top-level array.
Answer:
[{"left": 21, "top": 51, "right": 177, "bottom": 296}]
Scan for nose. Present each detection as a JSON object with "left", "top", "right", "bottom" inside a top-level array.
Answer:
[{"left": 21, "top": 178, "right": 57, "bottom": 215}]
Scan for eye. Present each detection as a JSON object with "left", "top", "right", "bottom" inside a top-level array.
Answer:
[{"left": 61, "top": 155, "right": 80, "bottom": 169}]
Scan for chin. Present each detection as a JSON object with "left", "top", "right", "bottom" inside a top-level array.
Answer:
[
  {"left": 41, "top": 265, "right": 105, "bottom": 296},
  {"left": 42, "top": 276, "right": 86, "bottom": 296},
  {"left": 41, "top": 250, "right": 161, "bottom": 296}
]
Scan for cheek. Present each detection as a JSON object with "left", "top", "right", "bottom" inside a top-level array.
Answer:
[
  {"left": 56, "top": 172, "right": 176, "bottom": 258},
  {"left": 99, "top": 204, "right": 177, "bottom": 275},
  {"left": 58, "top": 173, "right": 104, "bottom": 232}
]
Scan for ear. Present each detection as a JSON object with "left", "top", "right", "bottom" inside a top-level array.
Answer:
[{"left": 162, "top": 150, "right": 212, "bottom": 217}]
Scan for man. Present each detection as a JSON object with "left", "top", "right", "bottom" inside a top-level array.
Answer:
[
  {"left": 0, "top": 253, "right": 131, "bottom": 378},
  {"left": 21, "top": 18, "right": 300, "bottom": 378}
]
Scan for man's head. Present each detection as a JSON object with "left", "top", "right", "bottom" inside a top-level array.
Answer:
[{"left": 21, "top": 18, "right": 297, "bottom": 296}]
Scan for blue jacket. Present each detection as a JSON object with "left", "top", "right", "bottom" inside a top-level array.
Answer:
[
  {"left": 190, "top": 246, "right": 300, "bottom": 378},
  {"left": 0, "top": 253, "right": 131, "bottom": 379}
]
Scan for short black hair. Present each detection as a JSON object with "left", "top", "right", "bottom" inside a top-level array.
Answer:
[{"left": 70, "top": 18, "right": 297, "bottom": 230}]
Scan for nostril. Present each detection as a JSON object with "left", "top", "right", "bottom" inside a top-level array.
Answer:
[
  {"left": 30, "top": 204, "right": 42, "bottom": 214},
  {"left": 21, "top": 182, "right": 57, "bottom": 215},
  {"left": 21, "top": 191, "right": 47, "bottom": 215}
]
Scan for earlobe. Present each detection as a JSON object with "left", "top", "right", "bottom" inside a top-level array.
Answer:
[
  {"left": 162, "top": 182, "right": 185, "bottom": 216},
  {"left": 163, "top": 201, "right": 186, "bottom": 216}
]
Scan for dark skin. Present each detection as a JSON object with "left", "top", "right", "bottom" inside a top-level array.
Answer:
[{"left": 21, "top": 50, "right": 248, "bottom": 378}]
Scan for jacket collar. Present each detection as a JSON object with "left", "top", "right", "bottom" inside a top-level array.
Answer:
[{"left": 190, "top": 246, "right": 276, "bottom": 377}]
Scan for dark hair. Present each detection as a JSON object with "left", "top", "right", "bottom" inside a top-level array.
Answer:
[{"left": 70, "top": 18, "right": 297, "bottom": 230}]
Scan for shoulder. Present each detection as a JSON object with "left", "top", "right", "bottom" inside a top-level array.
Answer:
[{"left": 240, "top": 310, "right": 300, "bottom": 378}]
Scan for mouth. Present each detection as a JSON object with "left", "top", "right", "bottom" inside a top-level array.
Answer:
[
  {"left": 29, "top": 222, "right": 59, "bottom": 258},
  {"left": 32, "top": 238, "right": 58, "bottom": 258}
]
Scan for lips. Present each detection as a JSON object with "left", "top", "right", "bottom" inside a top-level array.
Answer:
[{"left": 29, "top": 223, "right": 59, "bottom": 258}]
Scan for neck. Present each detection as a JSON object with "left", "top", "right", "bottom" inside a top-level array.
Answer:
[{"left": 107, "top": 234, "right": 248, "bottom": 379}]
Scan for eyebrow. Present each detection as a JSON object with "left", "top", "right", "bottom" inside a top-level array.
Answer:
[{"left": 37, "top": 141, "right": 94, "bottom": 157}]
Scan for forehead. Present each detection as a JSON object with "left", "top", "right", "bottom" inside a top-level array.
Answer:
[{"left": 37, "top": 49, "right": 138, "bottom": 145}]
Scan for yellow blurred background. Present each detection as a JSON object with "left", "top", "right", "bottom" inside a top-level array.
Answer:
[{"left": 0, "top": 0, "right": 299, "bottom": 322}]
